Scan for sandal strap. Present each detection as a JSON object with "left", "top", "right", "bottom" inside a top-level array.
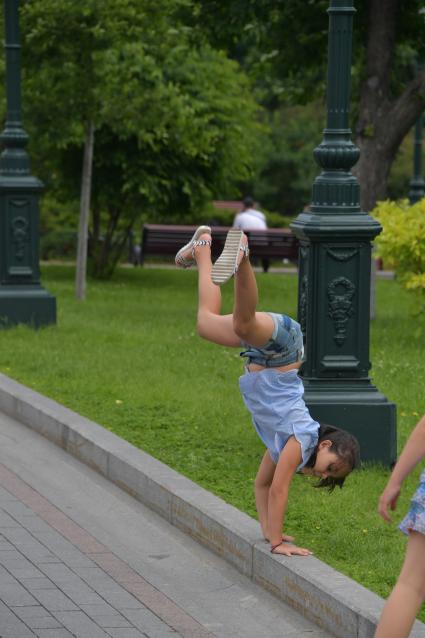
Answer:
[
  {"left": 191, "top": 238, "right": 212, "bottom": 257},
  {"left": 176, "top": 254, "right": 192, "bottom": 267},
  {"left": 239, "top": 244, "right": 250, "bottom": 258},
  {"left": 270, "top": 542, "right": 283, "bottom": 553},
  {"left": 234, "top": 242, "right": 249, "bottom": 274}
]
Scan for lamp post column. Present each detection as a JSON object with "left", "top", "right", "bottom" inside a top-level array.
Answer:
[
  {"left": 291, "top": 0, "right": 396, "bottom": 465},
  {"left": 408, "top": 114, "right": 425, "bottom": 204},
  {"left": 0, "top": 0, "right": 56, "bottom": 327}
]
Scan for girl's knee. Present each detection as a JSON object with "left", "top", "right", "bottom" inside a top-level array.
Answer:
[
  {"left": 196, "top": 311, "right": 219, "bottom": 341},
  {"left": 255, "top": 471, "right": 273, "bottom": 490},
  {"left": 233, "top": 318, "right": 251, "bottom": 341},
  {"left": 196, "top": 315, "right": 209, "bottom": 340}
]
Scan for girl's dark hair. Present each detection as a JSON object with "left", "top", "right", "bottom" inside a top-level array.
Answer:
[{"left": 305, "top": 424, "right": 361, "bottom": 492}]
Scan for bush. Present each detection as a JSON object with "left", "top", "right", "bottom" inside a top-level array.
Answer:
[
  {"left": 372, "top": 198, "right": 425, "bottom": 312},
  {"left": 40, "top": 229, "right": 77, "bottom": 261}
]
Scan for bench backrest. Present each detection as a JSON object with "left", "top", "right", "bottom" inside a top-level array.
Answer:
[{"left": 141, "top": 224, "right": 298, "bottom": 262}]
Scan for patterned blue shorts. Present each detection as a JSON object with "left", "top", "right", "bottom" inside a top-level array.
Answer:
[
  {"left": 240, "top": 313, "right": 304, "bottom": 368},
  {"left": 399, "top": 469, "right": 425, "bottom": 536}
]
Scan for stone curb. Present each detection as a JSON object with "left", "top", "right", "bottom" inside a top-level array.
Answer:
[{"left": 0, "top": 373, "right": 422, "bottom": 638}]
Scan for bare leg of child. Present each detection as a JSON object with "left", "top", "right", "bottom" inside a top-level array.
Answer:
[
  {"left": 194, "top": 234, "right": 240, "bottom": 347},
  {"left": 374, "top": 531, "right": 425, "bottom": 638},
  {"left": 232, "top": 242, "right": 275, "bottom": 347},
  {"left": 193, "top": 231, "right": 273, "bottom": 348}
]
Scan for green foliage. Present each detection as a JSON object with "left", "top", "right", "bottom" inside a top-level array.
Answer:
[
  {"left": 0, "top": 266, "right": 423, "bottom": 621},
  {"left": 96, "top": 42, "right": 261, "bottom": 214},
  {"left": 250, "top": 102, "right": 324, "bottom": 214},
  {"left": 40, "top": 230, "right": 77, "bottom": 261},
  {"left": 183, "top": 0, "right": 329, "bottom": 106},
  {"left": 185, "top": 0, "right": 425, "bottom": 214},
  {"left": 17, "top": 0, "right": 263, "bottom": 277},
  {"left": 187, "top": 0, "right": 425, "bottom": 108},
  {"left": 1, "top": 0, "right": 420, "bottom": 268},
  {"left": 373, "top": 198, "right": 425, "bottom": 314},
  {"left": 39, "top": 194, "right": 79, "bottom": 234}
]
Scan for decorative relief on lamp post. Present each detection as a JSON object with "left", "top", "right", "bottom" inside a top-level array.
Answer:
[
  {"left": 327, "top": 277, "right": 355, "bottom": 346},
  {"left": 326, "top": 247, "right": 359, "bottom": 262},
  {"left": 11, "top": 216, "right": 28, "bottom": 260}
]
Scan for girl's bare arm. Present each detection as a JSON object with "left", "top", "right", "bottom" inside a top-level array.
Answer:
[
  {"left": 268, "top": 436, "right": 312, "bottom": 556},
  {"left": 378, "top": 414, "right": 425, "bottom": 522}
]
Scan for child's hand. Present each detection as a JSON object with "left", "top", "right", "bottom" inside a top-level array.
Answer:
[
  {"left": 378, "top": 481, "right": 401, "bottom": 522},
  {"left": 271, "top": 543, "right": 313, "bottom": 556}
]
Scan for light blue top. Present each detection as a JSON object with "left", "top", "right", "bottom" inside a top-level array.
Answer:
[{"left": 239, "top": 368, "right": 319, "bottom": 468}]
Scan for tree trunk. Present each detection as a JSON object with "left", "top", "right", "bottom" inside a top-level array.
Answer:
[
  {"left": 75, "top": 121, "right": 95, "bottom": 300},
  {"left": 353, "top": 0, "right": 425, "bottom": 212},
  {"left": 353, "top": 138, "right": 395, "bottom": 212}
]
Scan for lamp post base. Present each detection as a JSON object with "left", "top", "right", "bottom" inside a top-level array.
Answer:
[
  {"left": 303, "top": 379, "right": 396, "bottom": 465},
  {"left": 0, "top": 286, "right": 56, "bottom": 328}
]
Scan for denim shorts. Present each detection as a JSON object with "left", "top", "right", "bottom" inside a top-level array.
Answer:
[{"left": 240, "top": 313, "right": 304, "bottom": 367}]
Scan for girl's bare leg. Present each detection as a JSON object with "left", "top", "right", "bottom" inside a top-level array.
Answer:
[
  {"left": 195, "top": 235, "right": 240, "bottom": 347},
  {"left": 232, "top": 248, "right": 275, "bottom": 347},
  {"left": 374, "top": 531, "right": 425, "bottom": 638}
]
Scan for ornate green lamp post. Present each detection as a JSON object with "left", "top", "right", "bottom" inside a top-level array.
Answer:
[
  {"left": 291, "top": 0, "right": 396, "bottom": 465},
  {"left": 408, "top": 113, "right": 425, "bottom": 203},
  {"left": 0, "top": 0, "right": 56, "bottom": 327}
]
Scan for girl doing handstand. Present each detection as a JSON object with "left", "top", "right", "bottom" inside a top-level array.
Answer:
[{"left": 175, "top": 226, "right": 360, "bottom": 556}]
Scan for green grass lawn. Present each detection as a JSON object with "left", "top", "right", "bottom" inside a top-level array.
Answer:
[{"left": 0, "top": 264, "right": 424, "bottom": 620}]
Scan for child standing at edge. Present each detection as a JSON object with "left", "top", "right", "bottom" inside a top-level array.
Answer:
[
  {"left": 375, "top": 414, "right": 425, "bottom": 638},
  {"left": 175, "top": 226, "right": 360, "bottom": 556}
]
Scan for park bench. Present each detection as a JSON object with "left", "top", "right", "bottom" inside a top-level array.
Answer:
[{"left": 139, "top": 224, "right": 299, "bottom": 266}]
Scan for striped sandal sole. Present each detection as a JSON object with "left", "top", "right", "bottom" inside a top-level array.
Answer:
[{"left": 211, "top": 229, "right": 247, "bottom": 285}]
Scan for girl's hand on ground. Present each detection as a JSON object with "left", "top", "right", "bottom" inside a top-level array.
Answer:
[
  {"left": 378, "top": 482, "right": 401, "bottom": 523},
  {"left": 271, "top": 543, "right": 312, "bottom": 557}
]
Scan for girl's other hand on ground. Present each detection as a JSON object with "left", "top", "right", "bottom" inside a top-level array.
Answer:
[
  {"left": 271, "top": 543, "right": 313, "bottom": 557},
  {"left": 378, "top": 482, "right": 401, "bottom": 522}
]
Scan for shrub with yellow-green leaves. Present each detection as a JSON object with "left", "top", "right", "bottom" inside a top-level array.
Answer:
[{"left": 372, "top": 198, "right": 425, "bottom": 305}]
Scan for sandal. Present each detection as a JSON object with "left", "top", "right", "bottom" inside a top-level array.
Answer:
[
  {"left": 211, "top": 229, "right": 249, "bottom": 285},
  {"left": 175, "top": 225, "right": 212, "bottom": 268}
]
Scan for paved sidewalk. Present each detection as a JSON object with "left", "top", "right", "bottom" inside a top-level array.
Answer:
[{"left": 0, "top": 411, "right": 330, "bottom": 638}]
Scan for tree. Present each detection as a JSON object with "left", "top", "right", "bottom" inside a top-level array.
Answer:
[
  {"left": 19, "top": 0, "right": 263, "bottom": 279},
  {"left": 248, "top": 103, "right": 324, "bottom": 215},
  {"left": 188, "top": 0, "right": 425, "bottom": 211},
  {"left": 354, "top": 0, "right": 425, "bottom": 211}
]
